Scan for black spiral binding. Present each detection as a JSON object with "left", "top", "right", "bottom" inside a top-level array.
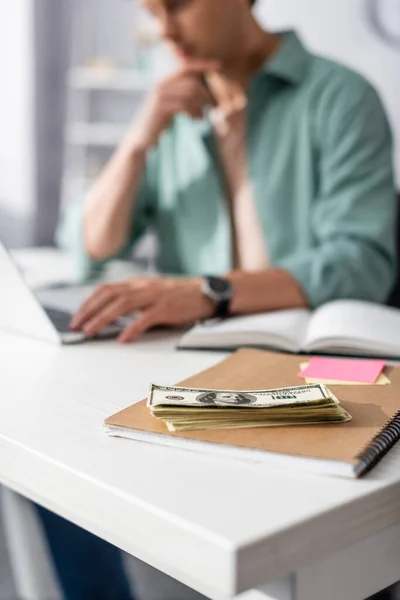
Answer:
[{"left": 355, "top": 410, "right": 400, "bottom": 478}]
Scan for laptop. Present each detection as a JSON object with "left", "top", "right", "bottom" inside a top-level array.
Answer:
[{"left": 0, "top": 241, "right": 125, "bottom": 344}]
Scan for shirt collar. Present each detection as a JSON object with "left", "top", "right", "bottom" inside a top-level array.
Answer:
[
  {"left": 261, "top": 30, "right": 311, "bottom": 86},
  {"left": 197, "top": 31, "right": 310, "bottom": 139}
]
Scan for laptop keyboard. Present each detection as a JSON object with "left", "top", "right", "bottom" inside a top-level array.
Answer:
[{"left": 44, "top": 307, "right": 73, "bottom": 333}]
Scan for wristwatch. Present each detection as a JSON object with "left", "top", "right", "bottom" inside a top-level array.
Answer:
[{"left": 201, "top": 276, "right": 233, "bottom": 318}]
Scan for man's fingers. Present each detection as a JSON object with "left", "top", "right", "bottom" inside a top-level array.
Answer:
[
  {"left": 184, "top": 103, "right": 206, "bottom": 119},
  {"left": 175, "top": 75, "right": 214, "bottom": 108},
  {"left": 163, "top": 62, "right": 217, "bottom": 91},
  {"left": 157, "top": 68, "right": 217, "bottom": 120},
  {"left": 164, "top": 83, "right": 211, "bottom": 118},
  {"left": 163, "top": 79, "right": 210, "bottom": 104},
  {"left": 198, "top": 74, "right": 217, "bottom": 107},
  {"left": 166, "top": 61, "right": 220, "bottom": 95},
  {"left": 118, "top": 308, "right": 162, "bottom": 344},
  {"left": 82, "top": 297, "right": 131, "bottom": 336},
  {"left": 166, "top": 98, "right": 204, "bottom": 120},
  {"left": 70, "top": 284, "right": 123, "bottom": 329}
]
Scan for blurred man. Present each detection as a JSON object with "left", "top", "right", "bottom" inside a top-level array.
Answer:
[
  {"left": 59, "top": 0, "right": 397, "bottom": 344},
  {"left": 46, "top": 0, "right": 396, "bottom": 597}
]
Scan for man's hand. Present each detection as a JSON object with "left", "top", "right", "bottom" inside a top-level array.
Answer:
[
  {"left": 70, "top": 277, "right": 215, "bottom": 343},
  {"left": 129, "top": 59, "right": 219, "bottom": 152}
]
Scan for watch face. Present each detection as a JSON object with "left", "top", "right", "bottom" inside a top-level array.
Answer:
[
  {"left": 202, "top": 277, "right": 233, "bottom": 315},
  {"left": 208, "top": 276, "right": 230, "bottom": 295}
]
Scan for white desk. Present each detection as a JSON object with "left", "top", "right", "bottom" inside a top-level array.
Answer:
[{"left": 1, "top": 250, "right": 400, "bottom": 600}]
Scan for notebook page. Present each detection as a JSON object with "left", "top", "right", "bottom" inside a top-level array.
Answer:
[
  {"left": 304, "top": 300, "right": 400, "bottom": 356},
  {"left": 180, "top": 308, "right": 310, "bottom": 352}
]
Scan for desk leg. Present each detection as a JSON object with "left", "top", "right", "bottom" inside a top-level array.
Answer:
[
  {"left": 239, "top": 523, "right": 400, "bottom": 600},
  {"left": 294, "top": 523, "right": 400, "bottom": 600},
  {"left": 236, "top": 577, "right": 294, "bottom": 600},
  {"left": 1, "top": 488, "right": 62, "bottom": 600}
]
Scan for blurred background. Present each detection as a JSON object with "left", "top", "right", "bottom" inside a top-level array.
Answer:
[
  {"left": 0, "top": 0, "right": 400, "bottom": 598},
  {"left": 1, "top": 0, "right": 399, "bottom": 252}
]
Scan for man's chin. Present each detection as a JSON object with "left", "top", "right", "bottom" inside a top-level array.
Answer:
[
  {"left": 173, "top": 47, "right": 211, "bottom": 63},
  {"left": 172, "top": 46, "right": 194, "bottom": 61},
  {"left": 180, "top": 53, "right": 203, "bottom": 65},
  {"left": 173, "top": 48, "right": 220, "bottom": 67}
]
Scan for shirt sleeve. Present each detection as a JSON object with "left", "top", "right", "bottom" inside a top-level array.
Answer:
[
  {"left": 278, "top": 80, "right": 398, "bottom": 308},
  {"left": 55, "top": 148, "right": 158, "bottom": 282}
]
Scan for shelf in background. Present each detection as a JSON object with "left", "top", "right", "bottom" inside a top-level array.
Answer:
[
  {"left": 66, "top": 122, "right": 128, "bottom": 146},
  {"left": 68, "top": 67, "right": 154, "bottom": 91}
]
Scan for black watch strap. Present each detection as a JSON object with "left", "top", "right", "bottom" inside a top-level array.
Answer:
[
  {"left": 215, "top": 297, "right": 231, "bottom": 318},
  {"left": 202, "top": 276, "right": 233, "bottom": 318}
]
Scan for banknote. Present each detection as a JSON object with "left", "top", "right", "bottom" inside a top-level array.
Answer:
[
  {"left": 147, "top": 383, "right": 352, "bottom": 431},
  {"left": 147, "top": 383, "right": 339, "bottom": 409},
  {"left": 163, "top": 412, "right": 351, "bottom": 432}
]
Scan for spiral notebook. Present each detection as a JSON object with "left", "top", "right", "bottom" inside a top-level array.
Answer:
[{"left": 105, "top": 349, "right": 400, "bottom": 478}]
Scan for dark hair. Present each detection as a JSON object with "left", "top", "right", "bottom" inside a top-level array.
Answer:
[{"left": 250, "top": 0, "right": 257, "bottom": 5}]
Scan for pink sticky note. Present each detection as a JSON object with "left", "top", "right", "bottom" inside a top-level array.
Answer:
[{"left": 298, "top": 357, "right": 385, "bottom": 384}]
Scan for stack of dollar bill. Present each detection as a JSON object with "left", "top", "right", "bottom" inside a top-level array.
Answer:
[{"left": 147, "top": 383, "right": 352, "bottom": 432}]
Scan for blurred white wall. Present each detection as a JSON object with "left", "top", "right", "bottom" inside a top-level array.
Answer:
[
  {"left": 256, "top": 0, "right": 400, "bottom": 186},
  {"left": 0, "top": 0, "right": 35, "bottom": 233}
]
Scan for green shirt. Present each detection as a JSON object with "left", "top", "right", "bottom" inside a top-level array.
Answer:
[{"left": 58, "top": 31, "right": 397, "bottom": 307}]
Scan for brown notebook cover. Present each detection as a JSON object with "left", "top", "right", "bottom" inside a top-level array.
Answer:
[{"left": 105, "top": 349, "right": 400, "bottom": 477}]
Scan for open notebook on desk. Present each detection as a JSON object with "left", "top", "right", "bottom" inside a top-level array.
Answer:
[{"left": 178, "top": 300, "right": 400, "bottom": 358}]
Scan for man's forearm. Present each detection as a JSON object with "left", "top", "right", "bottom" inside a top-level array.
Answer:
[
  {"left": 83, "top": 135, "right": 147, "bottom": 261},
  {"left": 226, "top": 269, "right": 308, "bottom": 314}
]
